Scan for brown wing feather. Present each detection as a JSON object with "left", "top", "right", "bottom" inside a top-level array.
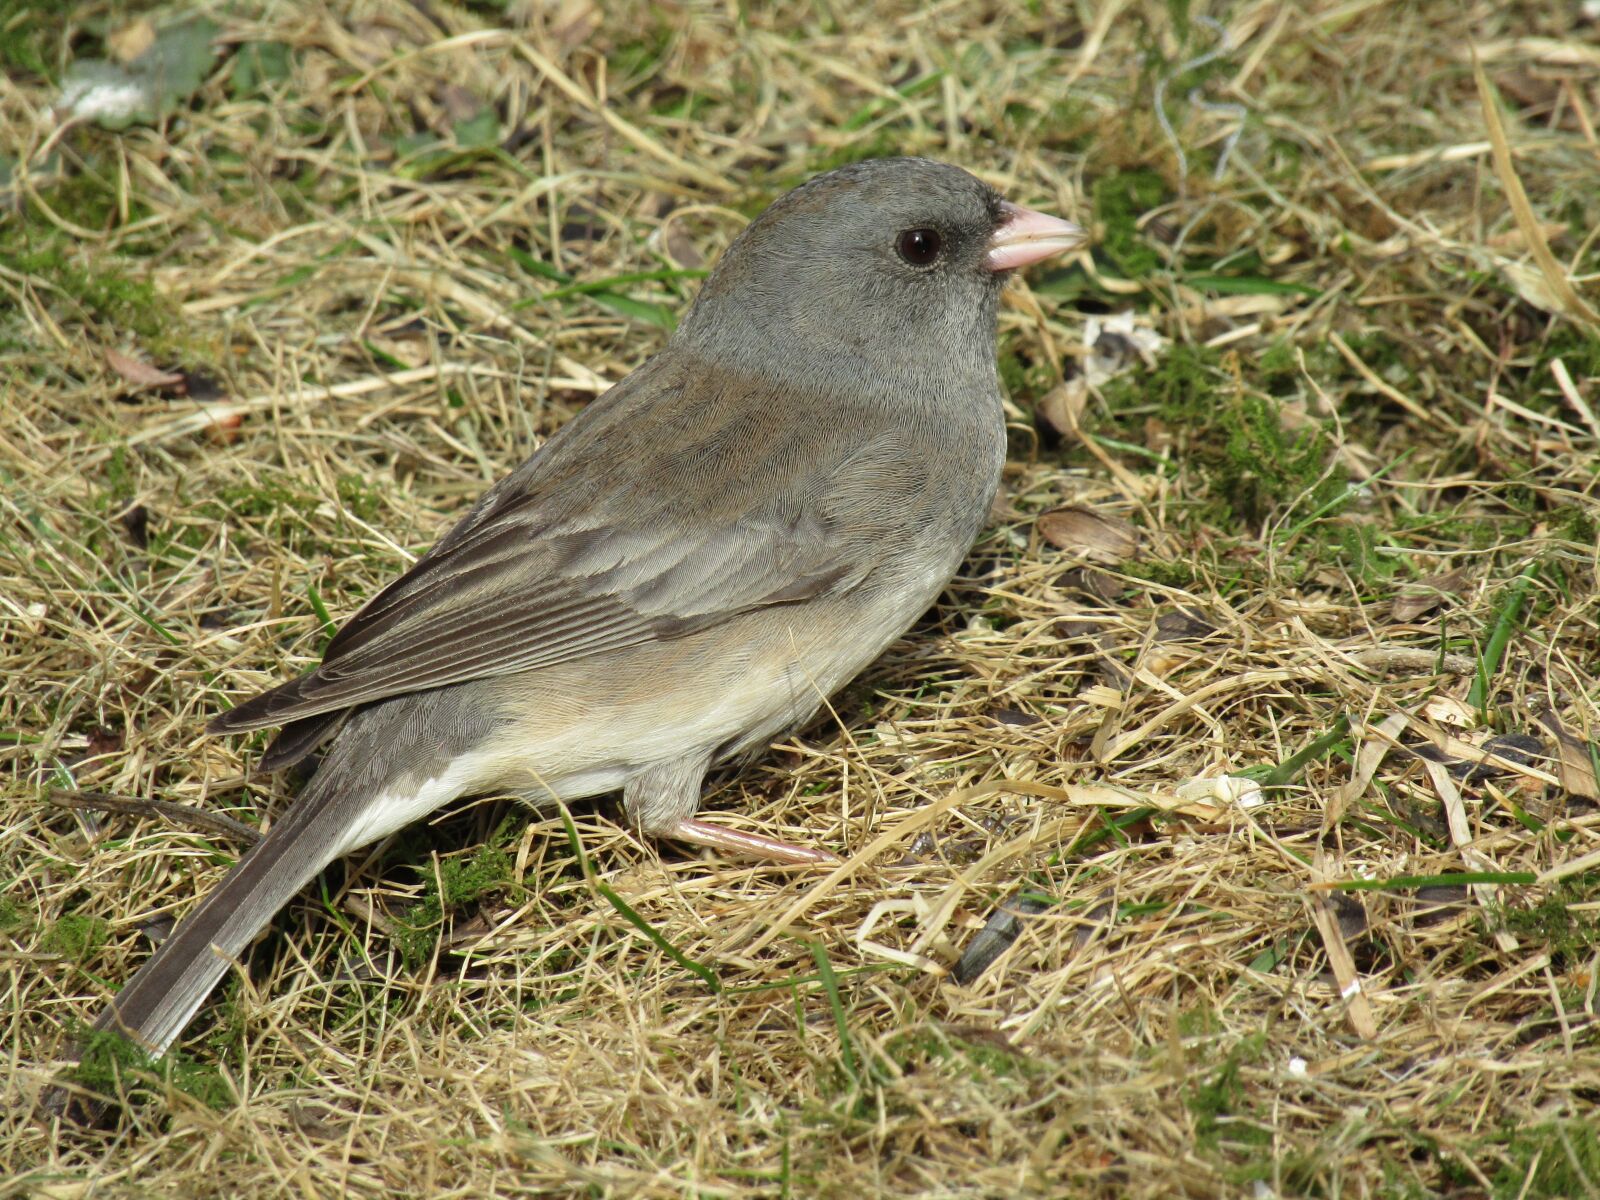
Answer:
[{"left": 211, "top": 360, "right": 900, "bottom": 738}]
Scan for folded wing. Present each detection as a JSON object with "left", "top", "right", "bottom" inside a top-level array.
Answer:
[{"left": 211, "top": 362, "right": 907, "bottom": 742}]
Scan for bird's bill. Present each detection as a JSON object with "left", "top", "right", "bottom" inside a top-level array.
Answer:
[{"left": 986, "top": 200, "right": 1089, "bottom": 272}]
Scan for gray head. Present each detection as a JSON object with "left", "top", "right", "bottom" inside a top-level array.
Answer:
[{"left": 676, "top": 158, "right": 1084, "bottom": 382}]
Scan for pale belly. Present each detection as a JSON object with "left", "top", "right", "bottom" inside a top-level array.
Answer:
[
  {"left": 467, "top": 582, "right": 938, "bottom": 803},
  {"left": 323, "top": 571, "right": 954, "bottom": 858}
]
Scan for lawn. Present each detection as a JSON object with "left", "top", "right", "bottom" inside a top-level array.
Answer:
[{"left": 3, "top": 1, "right": 1599, "bottom": 1196}]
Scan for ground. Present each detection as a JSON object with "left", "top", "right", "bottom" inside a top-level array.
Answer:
[{"left": 3, "top": 1, "right": 1599, "bottom": 1197}]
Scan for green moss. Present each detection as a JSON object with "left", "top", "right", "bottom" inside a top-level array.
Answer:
[
  {"left": 1092, "top": 168, "right": 1169, "bottom": 278},
  {"left": 1340, "top": 331, "right": 1409, "bottom": 379},
  {"left": 72, "top": 1024, "right": 235, "bottom": 1110},
  {"left": 0, "top": 0, "right": 80, "bottom": 78},
  {"left": 1221, "top": 393, "right": 1346, "bottom": 526},
  {"left": 1099, "top": 344, "right": 1347, "bottom": 528},
  {"left": 1551, "top": 503, "right": 1597, "bottom": 544},
  {"left": 1257, "top": 338, "right": 1298, "bottom": 387},
  {"left": 70, "top": 1024, "right": 156, "bottom": 1095},
  {"left": 169, "top": 1051, "right": 237, "bottom": 1109},
  {"left": 1176, "top": 1003, "right": 1221, "bottom": 1039},
  {"left": 1255, "top": 338, "right": 1344, "bottom": 397},
  {"left": 229, "top": 40, "right": 292, "bottom": 97},
  {"left": 42, "top": 171, "right": 142, "bottom": 233},
  {"left": 1399, "top": 512, "right": 1524, "bottom": 552},
  {"left": 1022, "top": 95, "right": 1096, "bottom": 150},
  {"left": 1107, "top": 341, "right": 1221, "bottom": 418},
  {"left": 1165, "top": 0, "right": 1194, "bottom": 43},
  {"left": 1483, "top": 1120, "right": 1600, "bottom": 1198},
  {"left": 336, "top": 474, "right": 384, "bottom": 522},
  {"left": 44, "top": 912, "right": 111, "bottom": 962},
  {"left": 1497, "top": 875, "right": 1600, "bottom": 965},
  {"left": 326, "top": 974, "right": 411, "bottom": 1040},
  {"left": 607, "top": 27, "right": 676, "bottom": 90},
  {"left": 883, "top": 1024, "right": 1036, "bottom": 1080},
  {"left": 1124, "top": 556, "right": 1203, "bottom": 590},
  {"left": 5, "top": 242, "right": 186, "bottom": 357},
  {"left": 214, "top": 482, "right": 296, "bottom": 521},
  {"left": 1536, "top": 324, "right": 1600, "bottom": 381},
  {"left": 196, "top": 479, "right": 334, "bottom": 555},
  {"left": 997, "top": 339, "right": 1055, "bottom": 404},
  {"left": 1333, "top": 522, "right": 1403, "bottom": 589},
  {"left": 100, "top": 445, "right": 136, "bottom": 507},
  {"left": 392, "top": 817, "right": 525, "bottom": 969},
  {"left": 1187, "top": 1032, "right": 1271, "bottom": 1150}
]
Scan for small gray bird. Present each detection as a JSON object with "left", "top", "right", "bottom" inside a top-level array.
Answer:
[{"left": 89, "top": 157, "right": 1086, "bottom": 1059}]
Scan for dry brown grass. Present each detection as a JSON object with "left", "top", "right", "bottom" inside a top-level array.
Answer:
[{"left": 4, "top": 1, "right": 1600, "bottom": 1196}]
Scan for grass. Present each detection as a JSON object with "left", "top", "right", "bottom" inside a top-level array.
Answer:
[{"left": 4, "top": 0, "right": 1600, "bottom": 1196}]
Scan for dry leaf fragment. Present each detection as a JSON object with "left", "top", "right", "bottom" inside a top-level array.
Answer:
[
  {"left": 1412, "top": 885, "right": 1471, "bottom": 927},
  {"left": 545, "top": 0, "right": 601, "bottom": 55},
  {"left": 1053, "top": 568, "right": 1123, "bottom": 603},
  {"left": 119, "top": 504, "right": 150, "bottom": 549},
  {"left": 1475, "top": 54, "right": 1600, "bottom": 330},
  {"left": 951, "top": 891, "right": 1052, "bottom": 984},
  {"left": 1153, "top": 607, "right": 1220, "bottom": 643},
  {"left": 439, "top": 84, "right": 480, "bottom": 125},
  {"left": 1175, "top": 773, "right": 1264, "bottom": 809},
  {"left": 1390, "top": 567, "right": 1471, "bottom": 622},
  {"left": 1327, "top": 713, "right": 1411, "bottom": 828},
  {"left": 1422, "top": 695, "right": 1476, "bottom": 729},
  {"left": 1307, "top": 888, "right": 1378, "bottom": 1039},
  {"left": 1486, "top": 220, "right": 1569, "bottom": 252},
  {"left": 1534, "top": 709, "right": 1600, "bottom": 799},
  {"left": 1408, "top": 731, "right": 1548, "bottom": 783},
  {"left": 1332, "top": 894, "right": 1368, "bottom": 940},
  {"left": 205, "top": 411, "right": 245, "bottom": 445},
  {"left": 664, "top": 225, "right": 704, "bottom": 269},
  {"left": 1035, "top": 379, "right": 1087, "bottom": 438},
  {"left": 105, "top": 347, "right": 183, "bottom": 391},
  {"left": 1037, "top": 506, "right": 1138, "bottom": 564},
  {"left": 1071, "top": 894, "right": 1118, "bottom": 951},
  {"left": 106, "top": 19, "right": 157, "bottom": 64}
]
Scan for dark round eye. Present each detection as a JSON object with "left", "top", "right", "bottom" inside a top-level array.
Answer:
[{"left": 895, "top": 227, "right": 943, "bottom": 266}]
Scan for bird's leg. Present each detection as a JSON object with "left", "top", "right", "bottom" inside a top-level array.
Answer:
[{"left": 624, "top": 757, "right": 840, "bottom": 865}]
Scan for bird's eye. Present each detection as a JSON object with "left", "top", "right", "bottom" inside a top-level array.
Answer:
[{"left": 895, "top": 227, "right": 943, "bottom": 267}]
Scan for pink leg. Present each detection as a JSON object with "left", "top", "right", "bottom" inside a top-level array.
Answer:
[{"left": 668, "top": 818, "right": 840, "bottom": 865}]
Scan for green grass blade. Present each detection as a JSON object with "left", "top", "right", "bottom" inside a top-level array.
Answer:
[
  {"left": 555, "top": 805, "right": 720, "bottom": 993},
  {"left": 1259, "top": 714, "right": 1351, "bottom": 788},
  {"left": 305, "top": 582, "right": 336, "bottom": 640},
  {"left": 1466, "top": 561, "right": 1539, "bottom": 713},
  {"left": 1326, "top": 870, "right": 1536, "bottom": 893},
  {"left": 592, "top": 879, "right": 721, "bottom": 994},
  {"left": 807, "top": 940, "right": 860, "bottom": 1089}
]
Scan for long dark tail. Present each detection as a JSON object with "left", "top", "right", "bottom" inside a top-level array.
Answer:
[
  {"left": 90, "top": 777, "right": 370, "bottom": 1058},
  {"left": 84, "top": 684, "right": 488, "bottom": 1063}
]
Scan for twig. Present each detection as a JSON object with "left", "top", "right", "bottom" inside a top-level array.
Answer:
[{"left": 48, "top": 789, "right": 262, "bottom": 845}]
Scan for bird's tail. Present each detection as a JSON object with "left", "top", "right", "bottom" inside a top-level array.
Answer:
[
  {"left": 87, "top": 772, "right": 369, "bottom": 1059},
  {"left": 67, "top": 686, "right": 487, "bottom": 1086}
]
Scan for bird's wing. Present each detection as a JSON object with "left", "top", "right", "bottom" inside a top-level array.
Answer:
[{"left": 212, "top": 366, "right": 909, "bottom": 733}]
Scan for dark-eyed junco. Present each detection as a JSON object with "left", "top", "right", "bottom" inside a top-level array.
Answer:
[{"left": 88, "top": 157, "right": 1086, "bottom": 1059}]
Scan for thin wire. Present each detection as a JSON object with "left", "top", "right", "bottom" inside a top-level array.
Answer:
[{"left": 1153, "top": 15, "right": 1248, "bottom": 185}]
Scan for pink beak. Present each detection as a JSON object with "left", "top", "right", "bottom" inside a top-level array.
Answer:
[{"left": 987, "top": 200, "right": 1088, "bottom": 272}]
